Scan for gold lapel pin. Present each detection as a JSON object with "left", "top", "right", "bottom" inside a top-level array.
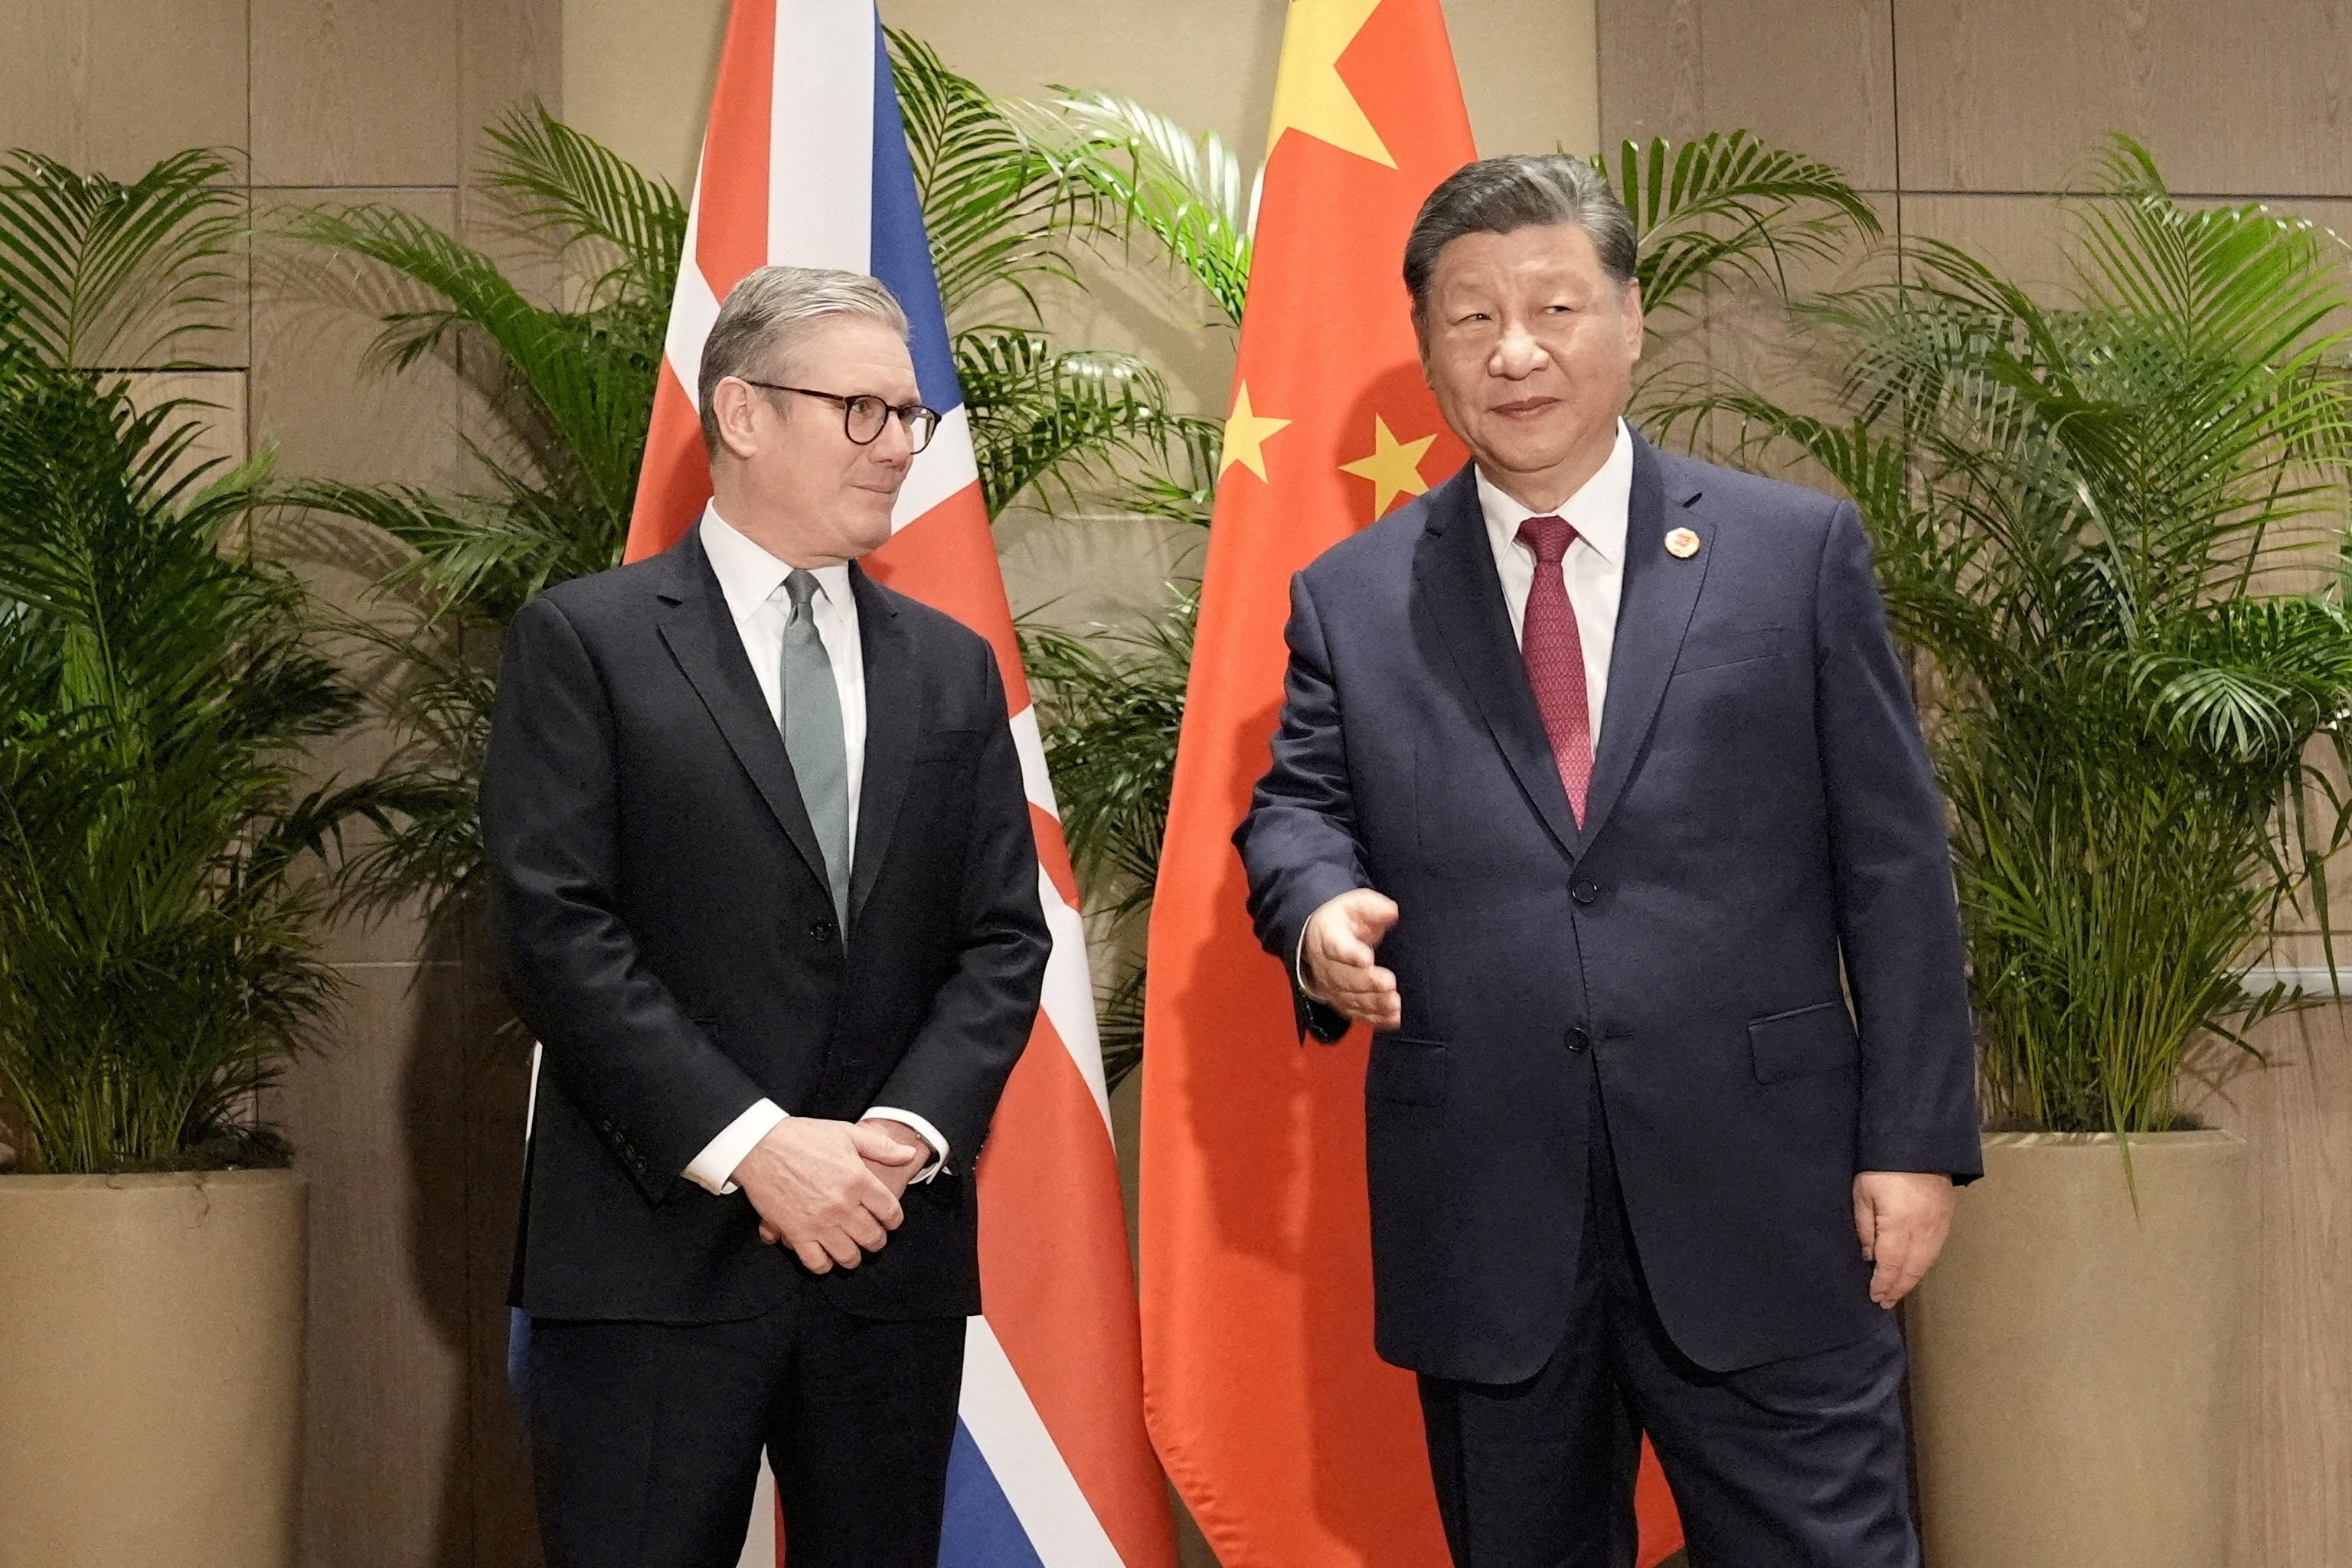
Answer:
[{"left": 1664, "top": 526, "right": 1701, "bottom": 559}]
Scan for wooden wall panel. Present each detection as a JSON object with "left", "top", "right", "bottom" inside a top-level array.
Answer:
[
  {"left": 273, "top": 961, "right": 474, "bottom": 1568},
  {"left": 250, "top": 0, "right": 461, "bottom": 188},
  {"left": 1895, "top": 0, "right": 2352, "bottom": 196},
  {"left": 1597, "top": 0, "right": 1896, "bottom": 188},
  {"left": 250, "top": 188, "right": 466, "bottom": 491},
  {"left": 1895, "top": 191, "right": 2077, "bottom": 290},
  {"left": 0, "top": 0, "right": 248, "bottom": 178},
  {"left": 460, "top": 0, "right": 564, "bottom": 160},
  {"left": 2190, "top": 1008, "right": 2352, "bottom": 1568}
]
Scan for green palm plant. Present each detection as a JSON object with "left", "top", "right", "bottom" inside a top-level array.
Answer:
[
  {"left": 1019, "top": 593, "right": 1194, "bottom": 1082},
  {"left": 280, "top": 106, "right": 686, "bottom": 914},
  {"left": 0, "top": 148, "right": 386, "bottom": 1174},
  {"left": 0, "top": 357, "right": 364, "bottom": 1173},
  {"left": 890, "top": 30, "right": 1227, "bottom": 521},
  {"left": 1692, "top": 137, "right": 2352, "bottom": 1138},
  {"left": 1613, "top": 130, "right": 1880, "bottom": 328},
  {"left": 0, "top": 147, "right": 242, "bottom": 368}
]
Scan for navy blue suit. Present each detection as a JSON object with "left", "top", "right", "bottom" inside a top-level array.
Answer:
[{"left": 1236, "top": 435, "right": 1981, "bottom": 1566}]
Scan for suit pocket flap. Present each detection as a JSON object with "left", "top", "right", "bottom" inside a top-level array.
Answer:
[
  {"left": 1747, "top": 1001, "right": 1859, "bottom": 1083},
  {"left": 1366, "top": 1036, "right": 1449, "bottom": 1106},
  {"left": 1674, "top": 625, "right": 1785, "bottom": 674}
]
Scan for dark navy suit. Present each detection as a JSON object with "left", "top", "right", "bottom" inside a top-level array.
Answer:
[{"left": 1236, "top": 435, "right": 1981, "bottom": 1566}]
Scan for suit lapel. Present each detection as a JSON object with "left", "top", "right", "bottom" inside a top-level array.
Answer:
[
  {"left": 1579, "top": 434, "right": 1711, "bottom": 848},
  {"left": 652, "top": 528, "right": 833, "bottom": 898},
  {"left": 846, "top": 564, "right": 920, "bottom": 926},
  {"left": 1415, "top": 464, "right": 1582, "bottom": 861}
]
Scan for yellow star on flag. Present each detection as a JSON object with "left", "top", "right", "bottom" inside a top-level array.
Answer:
[
  {"left": 1266, "top": 0, "right": 1395, "bottom": 168},
  {"left": 1220, "top": 381, "right": 1292, "bottom": 482},
  {"left": 1339, "top": 414, "right": 1439, "bottom": 518}
]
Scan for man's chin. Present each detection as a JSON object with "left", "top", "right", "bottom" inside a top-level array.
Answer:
[
  {"left": 1478, "top": 426, "right": 1611, "bottom": 482},
  {"left": 842, "top": 501, "right": 900, "bottom": 557}
]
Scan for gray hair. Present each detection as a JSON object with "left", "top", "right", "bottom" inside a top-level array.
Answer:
[
  {"left": 697, "top": 265, "right": 911, "bottom": 456},
  {"left": 1403, "top": 154, "right": 1638, "bottom": 313}
]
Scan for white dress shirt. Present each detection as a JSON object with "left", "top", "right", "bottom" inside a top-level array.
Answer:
[
  {"left": 1298, "top": 419, "right": 1636, "bottom": 995},
  {"left": 681, "top": 504, "right": 949, "bottom": 1194},
  {"left": 1475, "top": 416, "right": 1634, "bottom": 743}
]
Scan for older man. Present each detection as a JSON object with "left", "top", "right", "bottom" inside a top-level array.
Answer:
[
  {"left": 484, "top": 265, "right": 1048, "bottom": 1568},
  {"left": 1236, "top": 155, "right": 1982, "bottom": 1566}
]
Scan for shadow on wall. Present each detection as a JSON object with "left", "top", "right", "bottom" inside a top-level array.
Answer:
[{"left": 403, "top": 916, "right": 544, "bottom": 1566}]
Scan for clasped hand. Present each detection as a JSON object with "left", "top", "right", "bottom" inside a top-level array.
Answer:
[{"left": 730, "top": 1117, "right": 929, "bottom": 1275}]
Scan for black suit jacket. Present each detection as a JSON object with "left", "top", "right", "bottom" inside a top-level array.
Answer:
[
  {"left": 483, "top": 525, "right": 1049, "bottom": 1324},
  {"left": 1236, "top": 436, "right": 1981, "bottom": 1380}
]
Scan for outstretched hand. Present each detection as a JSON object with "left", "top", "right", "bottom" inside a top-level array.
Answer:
[
  {"left": 734, "top": 1117, "right": 922, "bottom": 1273},
  {"left": 1302, "top": 888, "right": 1403, "bottom": 1031}
]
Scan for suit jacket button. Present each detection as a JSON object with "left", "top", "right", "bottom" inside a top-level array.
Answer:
[
  {"left": 1566, "top": 1027, "right": 1592, "bottom": 1054},
  {"left": 810, "top": 918, "right": 838, "bottom": 942},
  {"left": 1570, "top": 878, "right": 1600, "bottom": 906}
]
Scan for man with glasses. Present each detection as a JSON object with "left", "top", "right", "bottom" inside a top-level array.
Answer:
[{"left": 483, "top": 264, "right": 1049, "bottom": 1568}]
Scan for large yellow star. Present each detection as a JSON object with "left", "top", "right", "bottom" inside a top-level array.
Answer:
[
  {"left": 1339, "top": 414, "right": 1438, "bottom": 518},
  {"left": 1266, "top": 0, "right": 1395, "bottom": 169},
  {"left": 1220, "top": 381, "right": 1292, "bottom": 482}
]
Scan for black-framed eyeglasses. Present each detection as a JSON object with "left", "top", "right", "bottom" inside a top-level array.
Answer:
[{"left": 737, "top": 379, "right": 940, "bottom": 453}]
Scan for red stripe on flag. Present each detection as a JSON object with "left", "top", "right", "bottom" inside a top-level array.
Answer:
[
  {"left": 1028, "top": 805, "right": 1080, "bottom": 911},
  {"left": 627, "top": 365, "right": 714, "bottom": 562},
  {"left": 863, "top": 485, "right": 1031, "bottom": 708},
  {"left": 977, "top": 1013, "right": 1171, "bottom": 1568},
  {"left": 694, "top": 0, "right": 776, "bottom": 296}
]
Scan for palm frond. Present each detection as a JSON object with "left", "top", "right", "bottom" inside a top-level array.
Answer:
[
  {"left": 887, "top": 28, "right": 1076, "bottom": 318},
  {"left": 0, "top": 346, "right": 390, "bottom": 1173},
  {"left": 1018, "top": 591, "right": 1194, "bottom": 907},
  {"left": 1026, "top": 91, "right": 1257, "bottom": 325},
  {"left": 958, "top": 328, "right": 1219, "bottom": 514},
  {"left": 278, "top": 202, "right": 656, "bottom": 519},
  {"left": 0, "top": 148, "right": 242, "bottom": 368},
  {"left": 482, "top": 101, "right": 687, "bottom": 309},
  {"left": 1614, "top": 131, "right": 1880, "bottom": 325}
]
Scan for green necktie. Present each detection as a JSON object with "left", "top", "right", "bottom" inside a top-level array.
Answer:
[{"left": 780, "top": 569, "right": 851, "bottom": 925}]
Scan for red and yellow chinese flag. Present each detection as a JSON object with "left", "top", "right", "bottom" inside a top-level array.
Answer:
[{"left": 1138, "top": 2, "right": 1684, "bottom": 1563}]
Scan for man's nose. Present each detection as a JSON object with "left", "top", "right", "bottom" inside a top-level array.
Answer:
[{"left": 1488, "top": 322, "right": 1549, "bottom": 377}]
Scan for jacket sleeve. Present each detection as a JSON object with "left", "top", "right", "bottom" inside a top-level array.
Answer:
[
  {"left": 867, "top": 646, "right": 1052, "bottom": 1164},
  {"left": 1233, "top": 570, "right": 1365, "bottom": 1044},
  {"left": 482, "top": 593, "right": 768, "bottom": 1201},
  {"left": 1811, "top": 501, "right": 1984, "bottom": 1182}
]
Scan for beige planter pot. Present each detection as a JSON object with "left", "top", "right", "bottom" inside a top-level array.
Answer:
[
  {"left": 0, "top": 1168, "right": 308, "bottom": 1568},
  {"left": 1905, "top": 1130, "right": 2248, "bottom": 1568}
]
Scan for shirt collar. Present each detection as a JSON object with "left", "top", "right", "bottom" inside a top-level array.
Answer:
[
  {"left": 1475, "top": 417, "right": 1634, "bottom": 567},
  {"left": 699, "top": 503, "right": 855, "bottom": 617}
]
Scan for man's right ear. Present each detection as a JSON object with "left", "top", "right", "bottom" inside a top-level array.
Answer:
[{"left": 710, "top": 377, "right": 763, "bottom": 462}]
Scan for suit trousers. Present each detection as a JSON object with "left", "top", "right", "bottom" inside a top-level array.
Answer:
[
  {"left": 522, "top": 1272, "right": 965, "bottom": 1568},
  {"left": 1417, "top": 1071, "right": 1920, "bottom": 1568}
]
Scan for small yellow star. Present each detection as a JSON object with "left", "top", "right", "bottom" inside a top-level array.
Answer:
[
  {"left": 1266, "top": 0, "right": 1395, "bottom": 169},
  {"left": 1219, "top": 381, "right": 1292, "bottom": 482},
  {"left": 1338, "top": 415, "right": 1438, "bottom": 518}
]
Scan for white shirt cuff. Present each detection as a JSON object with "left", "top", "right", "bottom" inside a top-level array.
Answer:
[
  {"left": 683, "top": 1099, "right": 787, "bottom": 1195},
  {"left": 863, "top": 1107, "right": 949, "bottom": 1183},
  {"left": 1295, "top": 927, "right": 1321, "bottom": 1001}
]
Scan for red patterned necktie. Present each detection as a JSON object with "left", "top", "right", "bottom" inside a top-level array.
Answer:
[{"left": 1516, "top": 514, "right": 1592, "bottom": 820}]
